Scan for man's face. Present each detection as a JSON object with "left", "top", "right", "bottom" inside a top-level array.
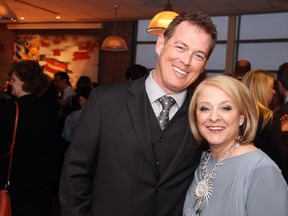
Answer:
[
  {"left": 54, "top": 75, "right": 66, "bottom": 92},
  {"left": 153, "top": 21, "right": 213, "bottom": 94}
]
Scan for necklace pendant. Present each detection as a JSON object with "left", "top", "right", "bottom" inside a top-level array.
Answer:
[{"left": 194, "top": 179, "right": 213, "bottom": 202}]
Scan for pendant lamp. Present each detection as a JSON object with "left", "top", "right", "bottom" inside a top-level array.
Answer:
[
  {"left": 0, "top": 0, "right": 18, "bottom": 23},
  {"left": 101, "top": 5, "right": 128, "bottom": 52},
  {"left": 146, "top": 0, "right": 178, "bottom": 35}
]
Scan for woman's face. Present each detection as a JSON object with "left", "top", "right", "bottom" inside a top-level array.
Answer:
[
  {"left": 196, "top": 85, "right": 244, "bottom": 148},
  {"left": 9, "top": 73, "right": 26, "bottom": 97}
]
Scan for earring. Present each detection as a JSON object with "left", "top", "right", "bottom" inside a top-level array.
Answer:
[{"left": 240, "top": 116, "right": 244, "bottom": 126}]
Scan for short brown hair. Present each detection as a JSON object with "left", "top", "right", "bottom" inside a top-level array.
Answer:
[
  {"left": 8, "top": 60, "right": 48, "bottom": 94},
  {"left": 164, "top": 11, "right": 217, "bottom": 58},
  {"left": 277, "top": 62, "right": 288, "bottom": 91}
]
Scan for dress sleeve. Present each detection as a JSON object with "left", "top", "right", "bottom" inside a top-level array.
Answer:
[{"left": 246, "top": 162, "right": 288, "bottom": 216}]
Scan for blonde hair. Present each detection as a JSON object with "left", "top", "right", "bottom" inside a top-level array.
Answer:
[
  {"left": 241, "top": 69, "right": 274, "bottom": 130},
  {"left": 189, "top": 75, "right": 258, "bottom": 146}
]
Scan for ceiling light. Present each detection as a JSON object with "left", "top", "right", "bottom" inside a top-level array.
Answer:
[
  {"left": 146, "top": 0, "right": 178, "bottom": 35},
  {"left": 0, "top": 0, "right": 18, "bottom": 23},
  {"left": 101, "top": 5, "right": 128, "bottom": 52}
]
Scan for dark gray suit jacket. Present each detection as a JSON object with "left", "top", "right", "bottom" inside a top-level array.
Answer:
[{"left": 60, "top": 77, "right": 202, "bottom": 216}]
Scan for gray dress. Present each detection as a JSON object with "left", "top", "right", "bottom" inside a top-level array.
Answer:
[{"left": 183, "top": 149, "right": 288, "bottom": 216}]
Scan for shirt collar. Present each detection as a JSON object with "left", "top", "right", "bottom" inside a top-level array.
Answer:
[{"left": 145, "top": 69, "right": 187, "bottom": 107}]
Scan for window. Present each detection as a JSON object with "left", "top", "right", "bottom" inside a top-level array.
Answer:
[
  {"left": 135, "top": 12, "right": 288, "bottom": 75},
  {"left": 237, "top": 12, "right": 288, "bottom": 71}
]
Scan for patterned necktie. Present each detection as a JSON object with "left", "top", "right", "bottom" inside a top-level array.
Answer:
[{"left": 157, "top": 96, "right": 176, "bottom": 130}]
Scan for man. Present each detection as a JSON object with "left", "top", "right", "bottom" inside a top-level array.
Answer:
[
  {"left": 52, "top": 72, "right": 75, "bottom": 191},
  {"left": 54, "top": 71, "right": 75, "bottom": 118},
  {"left": 54, "top": 72, "right": 74, "bottom": 101},
  {"left": 60, "top": 11, "right": 217, "bottom": 216},
  {"left": 276, "top": 62, "right": 288, "bottom": 183},
  {"left": 277, "top": 62, "right": 288, "bottom": 116},
  {"left": 234, "top": 59, "right": 251, "bottom": 80}
]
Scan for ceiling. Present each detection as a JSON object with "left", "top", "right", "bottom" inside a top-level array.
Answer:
[{"left": 5, "top": 0, "right": 288, "bottom": 23}]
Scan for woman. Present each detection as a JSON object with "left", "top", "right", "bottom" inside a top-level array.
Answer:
[
  {"left": 0, "top": 60, "right": 55, "bottom": 216},
  {"left": 183, "top": 75, "right": 288, "bottom": 216},
  {"left": 242, "top": 69, "right": 288, "bottom": 171}
]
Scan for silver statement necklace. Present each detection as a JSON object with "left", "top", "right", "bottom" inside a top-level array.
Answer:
[{"left": 194, "top": 143, "right": 240, "bottom": 215}]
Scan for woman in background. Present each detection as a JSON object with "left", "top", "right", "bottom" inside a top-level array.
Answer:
[
  {"left": 242, "top": 69, "right": 288, "bottom": 174},
  {"left": 0, "top": 60, "right": 55, "bottom": 216}
]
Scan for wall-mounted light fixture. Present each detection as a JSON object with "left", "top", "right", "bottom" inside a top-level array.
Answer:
[
  {"left": 101, "top": 5, "right": 128, "bottom": 52},
  {"left": 0, "top": 0, "right": 18, "bottom": 23},
  {"left": 146, "top": 0, "right": 178, "bottom": 35}
]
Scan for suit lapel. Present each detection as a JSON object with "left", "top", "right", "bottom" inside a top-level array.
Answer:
[{"left": 126, "top": 78, "right": 158, "bottom": 175}]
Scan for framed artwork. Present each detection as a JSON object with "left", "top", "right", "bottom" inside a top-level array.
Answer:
[{"left": 13, "top": 34, "right": 99, "bottom": 86}]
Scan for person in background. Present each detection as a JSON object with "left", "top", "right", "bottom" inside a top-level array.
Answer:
[
  {"left": 269, "top": 80, "right": 284, "bottom": 113},
  {"left": 241, "top": 69, "right": 288, "bottom": 180},
  {"left": 37, "top": 74, "right": 59, "bottom": 117},
  {"left": 59, "top": 11, "right": 217, "bottom": 216},
  {"left": 92, "top": 81, "right": 99, "bottom": 88},
  {"left": 62, "top": 87, "right": 92, "bottom": 144},
  {"left": 76, "top": 75, "right": 92, "bottom": 89},
  {"left": 0, "top": 60, "right": 55, "bottom": 216},
  {"left": 276, "top": 62, "right": 288, "bottom": 116},
  {"left": 183, "top": 75, "right": 288, "bottom": 216},
  {"left": 125, "top": 64, "right": 149, "bottom": 81},
  {"left": 280, "top": 114, "right": 288, "bottom": 131},
  {"left": 69, "top": 75, "right": 93, "bottom": 111},
  {"left": 276, "top": 62, "right": 288, "bottom": 182},
  {"left": 53, "top": 71, "right": 75, "bottom": 119},
  {"left": 52, "top": 72, "right": 76, "bottom": 188},
  {"left": 234, "top": 59, "right": 251, "bottom": 81}
]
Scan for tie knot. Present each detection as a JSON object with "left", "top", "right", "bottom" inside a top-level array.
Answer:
[{"left": 158, "top": 96, "right": 176, "bottom": 111}]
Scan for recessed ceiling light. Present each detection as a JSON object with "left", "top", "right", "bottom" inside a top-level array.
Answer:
[
  {"left": 56, "top": 16, "right": 61, "bottom": 19},
  {"left": 20, "top": 17, "right": 25, "bottom": 20}
]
